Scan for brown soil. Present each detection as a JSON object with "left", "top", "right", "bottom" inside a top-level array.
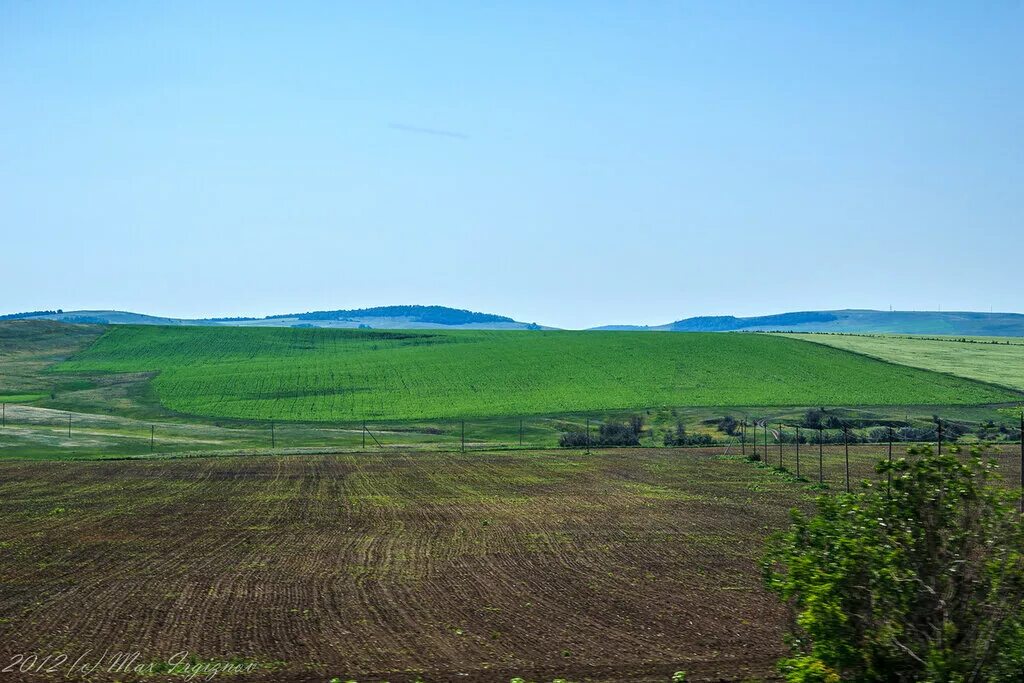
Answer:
[{"left": 0, "top": 450, "right": 809, "bottom": 682}]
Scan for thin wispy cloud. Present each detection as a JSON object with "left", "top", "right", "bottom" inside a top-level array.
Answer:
[{"left": 388, "top": 123, "right": 470, "bottom": 140}]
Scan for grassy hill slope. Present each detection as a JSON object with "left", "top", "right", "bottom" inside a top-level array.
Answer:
[
  {"left": 52, "top": 326, "right": 1020, "bottom": 422},
  {"left": 0, "top": 320, "right": 106, "bottom": 403},
  {"left": 737, "top": 310, "right": 1024, "bottom": 335},
  {"left": 782, "top": 333, "right": 1024, "bottom": 392}
]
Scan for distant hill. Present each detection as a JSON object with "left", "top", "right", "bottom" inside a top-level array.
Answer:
[
  {"left": 665, "top": 311, "right": 840, "bottom": 332},
  {"left": 230, "top": 305, "right": 546, "bottom": 329},
  {"left": 2, "top": 306, "right": 545, "bottom": 330},
  {"left": 8, "top": 307, "right": 1024, "bottom": 335},
  {"left": 279, "top": 305, "right": 517, "bottom": 326},
  {"left": 593, "top": 310, "right": 1024, "bottom": 337},
  {"left": 1, "top": 310, "right": 187, "bottom": 326}
]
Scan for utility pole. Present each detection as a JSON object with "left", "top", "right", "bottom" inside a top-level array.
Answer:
[
  {"left": 778, "top": 423, "right": 783, "bottom": 469},
  {"left": 795, "top": 426, "right": 800, "bottom": 478},
  {"left": 843, "top": 426, "right": 850, "bottom": 493}
]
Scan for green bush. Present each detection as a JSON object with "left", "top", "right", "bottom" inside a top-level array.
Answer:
[
  {"left": 663, "top": 421, "right": 714, "bottom": 446},
  {"left": 764, "top": 451, "right": 1024, "bottom": 681}
]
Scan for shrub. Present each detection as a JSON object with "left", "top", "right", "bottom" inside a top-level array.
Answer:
[
  {"left": 597, "top": 421, "right": 640, "bottom": 446},
  {"left": 558, "top": 431, "right": 589, "bottom": 448},
  {"left": 629, "top": 414, "right": 645, "bottom": 438},
  {"left": 802, "top": 408, "right": 826, "bottom": 429},
  {"left": 803, "top": 408, "right": 844, "bottom": 430},
  {"left": 717, "top": 415, "right": 739, "bottom": 435},
  {"left": 664, "top": 421, "right": 686, "bottom": 446},
  {"left": 664, "top": 422, "right": 714, "bottom": 446},
  {"left": 559, "top": 416, "right": 646, "bottom": 448},
  {"left": 763, "top": 451, "right": 1024, "bottom": 681}
]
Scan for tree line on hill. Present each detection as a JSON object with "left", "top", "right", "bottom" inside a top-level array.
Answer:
[
  {"left": 293, "top": 305, "right": 515, "bottom": 325},
  {"left": 0, "top": 309, "right": 63, "bottom": 320}
]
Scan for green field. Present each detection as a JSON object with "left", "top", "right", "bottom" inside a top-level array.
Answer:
[
  {"left": 782, "top": 333, "right": 1024, "bottom": 392},
  {"left": 50, "top": 324, "right": 1019, "bottom": 423}
]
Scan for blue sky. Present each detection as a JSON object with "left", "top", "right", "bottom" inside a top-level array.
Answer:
[{"left": 2, "top": 1, "right": 1021, "bottom": 329}]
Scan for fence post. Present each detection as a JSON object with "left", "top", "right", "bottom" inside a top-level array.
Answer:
[
  {"left": 151, "top": 425, "right": 154, "bottom": 452},
  {"left": 461, "top": 420, "right": 465, "bottom": 453},
  {"left": 362, "top": 420, "right": 366, "bottom": 449},
  {"left": 937, "top": 419, "right": 942, "bottom": 455},
  {"left": 1019, "top": 412, "right": 1023, "bottom": 514},
  {"left": 586, "top": 417, "right": 591, "bottom": 455},
  {"left": 67, "top": 412, "right": 71, "bottom": 438},
  {"left": 519, "top": 418, "right": 523, "bottom": 448},
  {"left": 887, "top": 426, "right": 893, "bottom": 497},
  {"left": 796, "top": 426, "right": 801, "bottom": 478},
  {"left": 843, "top": 426, "right": 850, "bottom": 493},
  {"left": 1, "top": 402, "right": 5, "bottom": 428},
  {"left": 764, "top": 423, "right": 768, "bottom": 462},
  {"left": 271, "top": 421, "right": 275, "bottom": 449},
  {"left": 778, "top": 423, "right": 783, "bottom": 469},
  {"left": 752, "top": 421, "right": 757, "bottom": 459},
  {"left": 740, "top": 420, "right": 746, "bottom": 457},
  {"left": 818, "top": 426, "right": 824, "bottom": 484}
]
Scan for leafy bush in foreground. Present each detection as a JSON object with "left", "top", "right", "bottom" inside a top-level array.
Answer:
[{"left": 763, "top": 449, "right": 1024, "bottom": 681}]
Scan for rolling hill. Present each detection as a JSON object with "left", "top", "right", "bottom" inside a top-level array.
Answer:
[
  {"left": 781, "top": 333, "right": 1024, "bottom": 392},
  {"left": 594, "top": 310, "right": 1024, "bottom": 336},
  {"left": 52, "top": 324, "right": 1020, "bottom": 423},
  {"left": 7, "top": 307, "right": 1024, "bottom": 336},
  {"left": 2, "top": 306, "right": 544, "bottom": 330}
]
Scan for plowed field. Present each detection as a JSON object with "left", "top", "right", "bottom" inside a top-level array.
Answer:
[{"left": 0, "top": 450, "right": 801, "bottom": 682}]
